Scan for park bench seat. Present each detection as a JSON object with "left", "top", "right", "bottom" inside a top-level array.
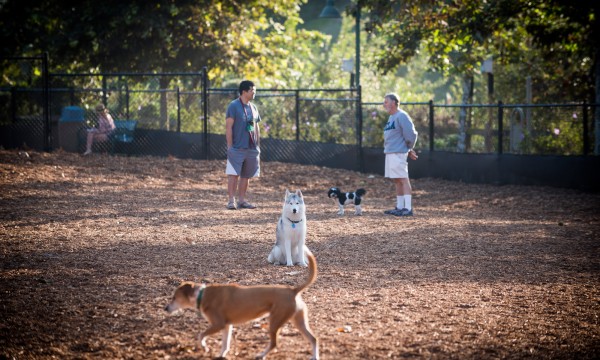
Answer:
[{"left": 111, "top": 120, "right": 137, "bottom": 153}]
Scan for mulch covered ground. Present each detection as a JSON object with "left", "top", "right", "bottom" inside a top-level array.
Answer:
[{"left": 0, "top": 149, "right": 599, "bottom": 359}]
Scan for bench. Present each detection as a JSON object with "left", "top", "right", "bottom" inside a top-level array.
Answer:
[{"left": 111, "top": 120, "right": 137, "bottom": 154}]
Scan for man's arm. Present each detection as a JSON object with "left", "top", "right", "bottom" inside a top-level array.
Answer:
[
  {"left": 400, "top": 116, "right": 418, "bottom": 160},
  {"left": 226, "top": 117, "right": 234, "bottom": 148},
  {"left": 255, "top": 122, "right": 260, "bottom": 148}
]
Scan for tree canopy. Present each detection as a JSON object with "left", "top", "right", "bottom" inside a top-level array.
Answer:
[
  {"left": 0, "top": 0, "right": 327, "bottom": 84},
  {"left": 359, "top": 0, "right": 598, "bottom": 101}
]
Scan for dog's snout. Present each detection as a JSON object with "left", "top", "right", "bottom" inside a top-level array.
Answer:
[{"left": 293, "top": 209, "right": 297, "bottom": 214}]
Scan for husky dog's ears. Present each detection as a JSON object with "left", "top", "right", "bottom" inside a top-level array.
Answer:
[{"left": 284, "top": 189, "right": 303, "bottom": 199}]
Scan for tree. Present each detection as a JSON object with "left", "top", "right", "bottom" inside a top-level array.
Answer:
[
  {"left": 359, "top": 0, "right": 598, "bottom": 153},
  {"left": 1, "top": 0, "right": 324, "bottom": 73},
  {"left": 0, "top": 0, "right": 327, "bottom": 127},
  {"left": 518, "top": 0, "right": 600, "bottom": 154}
]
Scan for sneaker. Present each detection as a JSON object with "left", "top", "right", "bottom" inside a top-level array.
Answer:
[
  {"left": 384, "top": 207, "right": 399, "bottom": 215},
  {"left": 387, "top": 208, "right": 406, "bottom": 216},
  {"left": 226, "top": 201, "right": 237, "bottom": 210},
  {"left": 83, "top": 150, "right": 92, "bottom": 156},
  {"left": 237, "top": 201, "right": 257, "bottom": 209},
  {"left": 396, "top": 208, "right": 414, "bottom": 217}
]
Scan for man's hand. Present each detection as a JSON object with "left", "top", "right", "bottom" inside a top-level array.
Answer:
[{"left": 408, "top": 149, "right": 418, "bottom": 160}]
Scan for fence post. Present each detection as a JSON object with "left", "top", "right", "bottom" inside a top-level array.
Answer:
[
  {"left": 295, "top": 90, "right": 300, "bottom": 141},
  {"left": 125, "top": 83, "right": 130, "bottom": 119},
  {"left": 69, "top": 87, "right": 76, "bottom": 106},
  {"left": 429, "top": 100, "right": 434, "bottom": 151},
  {"left": 357, "top": 85, "right": 363, "bottom": 172},
  {"left": 176, "top": 86, "right": 181, "bottom": 133},
  {"left": 117, "top": 75, "right": 122, "bottom": 115},
  {"left": 42, "top": 52, "right": 51, "bottom": 151},
  {"left": 10, "top": 87, "right": 16, "bottom": 122},
  {"left": 583, "top": 101, "right": 588, "bottom": 155},
  {"left": 102, "top": 76, "right": 107, "bottom": 106},
  {"left": 202, "top": 66, "right": 209, "bottom": 160},
  {"left": 497, "top": 101, "right": 503, "bottom": 154}
]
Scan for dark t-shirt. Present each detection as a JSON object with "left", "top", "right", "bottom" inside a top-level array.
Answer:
[{"left": 226, "top": 99, "right": 261, "bottom": 149}]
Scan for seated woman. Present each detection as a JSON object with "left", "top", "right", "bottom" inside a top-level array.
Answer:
[{"left": 83, "top": 103, "right": 116, "bottom": 155}]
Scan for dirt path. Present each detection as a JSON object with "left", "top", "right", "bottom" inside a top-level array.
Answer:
[{"left": 1, "top": 149, "right": 599, "bottom": 359}]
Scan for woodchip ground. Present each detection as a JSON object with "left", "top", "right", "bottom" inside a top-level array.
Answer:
[{"left": 1, "top": 149, "right": 599, "bottom": 359}]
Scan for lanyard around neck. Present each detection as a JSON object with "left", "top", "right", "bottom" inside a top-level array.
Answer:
[
  {"left": 239, "top": 97, "right": 256, "bottom": 146},
  {"left": 239, "top": 98, "right": 253, "bottom": 121}
]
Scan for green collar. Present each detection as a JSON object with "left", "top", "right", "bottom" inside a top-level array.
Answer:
[{"left": 196, "top": 287, "right": 205, "bottom": 309}]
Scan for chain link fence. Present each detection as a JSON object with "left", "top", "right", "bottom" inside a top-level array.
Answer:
[
  {"left": 1, "top": 58, "right": 597, "bottom": 165},
  {"left": 0, "top": 55, "right": 49, "bottom": 151}
]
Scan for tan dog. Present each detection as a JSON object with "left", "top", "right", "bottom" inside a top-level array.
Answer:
[{"left": 165, "top": 251, "right": 319, "bottom": 359}]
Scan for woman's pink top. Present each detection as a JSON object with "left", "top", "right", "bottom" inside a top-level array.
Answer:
[{"left": 98, "top": 113, "right": 116, "bottom": 134}]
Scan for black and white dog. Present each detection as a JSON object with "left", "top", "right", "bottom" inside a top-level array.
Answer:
[{"left": 327, "top": 187, "right": 366, "bottom": 216}]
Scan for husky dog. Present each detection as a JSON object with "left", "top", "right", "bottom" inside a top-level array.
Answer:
[
  {"left": 327, "top": 187, "right": 366, "bottom": 215},
  {"left": 268, "top": 189, "right": 310, "bottom": 267}
]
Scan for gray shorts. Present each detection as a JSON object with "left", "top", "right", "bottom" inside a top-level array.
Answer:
[{"left": 226, "top": 147, "right": 260, "bottom": 178}]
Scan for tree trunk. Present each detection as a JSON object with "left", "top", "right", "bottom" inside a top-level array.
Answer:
[
  {"left": 160, "top": 76, "right": 170, "bottom": 131},
  {"left": 457, "top": 74, "right": 472, "bottom": 153},
  {"left": 595, "top": 46, "right": 600, "bottom": 155},
  {"left": 465, "top": 74, "right": 474, "bottom": 151},
  {"left": 485, "top": 73, "right": 494, "bottom": 152}
]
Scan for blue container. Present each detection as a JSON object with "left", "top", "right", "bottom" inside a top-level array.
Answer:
[{"left": 60, "top": 106, "right": 85, "bottom": 122}]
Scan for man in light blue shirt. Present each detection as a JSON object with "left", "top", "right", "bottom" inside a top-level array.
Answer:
[{"left": 382, "top": 93, "right": 418, "bottom": 216}]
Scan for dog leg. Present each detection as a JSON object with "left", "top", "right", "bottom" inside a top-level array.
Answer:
[
  {"left": 284, "top": 238, "right": 294, "bottom": 267},
  {"left": 268, "top": 246, "right": 283, "bottom": 265},
  {"left": 296, "top": 242, "right": 308, "bottom": 267},
  {"left": 355, "top": 204, "right": 362, "bottom": 216},
  {"left": 218, "top": 324, "right": 233, "bottom": 358},
  {"left": 256, "top": 310, "right": 293, "bottom": 359},
  {"left": 291, "top": 306, "right": 319, "bottom": 360},
  {"left": 197, "top": 323, "right": 226, "bottom": 354},
  {"left": 337, "top": 204, "right": 344, "bottom": 216}
]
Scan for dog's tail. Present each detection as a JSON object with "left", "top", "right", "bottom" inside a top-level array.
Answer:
[
  {"left": 356, "top": 188, "right": 366, "bottom": 196},
  {"left": 294, "top": 250, "right": 317, "bottom": 295}
]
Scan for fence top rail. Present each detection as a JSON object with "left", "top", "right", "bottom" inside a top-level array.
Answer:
[
  {"left": 209, "top": 87, "right": 356, "bottom": 93},
  {"left": 2, "top": 84, "right": 597, "bottom": 109},
  {"left": 50, "top": 72, "right": 203, "bottom": 77},
  {"left": 434, "top": 102, "right": 593, "bottom": 108},
  {"left": 300, "top": 97, "right": 358, "bottom": 102},
  {"left": 500, "top": 103, "right": 592, "bottom": 108},
  {"left": 1, "top": 55, "right": 46, "bottom": 61},
  {"left": 363, "top": 101, "right": 430, "bottom": 106},
  {"left": 258, "top": 93, "right": 296, "bottom": 98}
]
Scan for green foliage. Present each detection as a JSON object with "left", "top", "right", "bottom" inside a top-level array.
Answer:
[
  {"left": 0, "top": 0, "right": 327, "bottom": 79},
  {"left": 0, "top": 0, "right": 595, "bottom": 154},
  {"left": 356, "top": 0, "right": 596, "bottom": 154},
  {"left": 359, "top": 0, "right": 597, "bottom": 103}
]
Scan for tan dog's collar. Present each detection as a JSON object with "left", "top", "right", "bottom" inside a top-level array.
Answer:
[{"left": 196, "top": 286, "right": 205, "bottom": 309}]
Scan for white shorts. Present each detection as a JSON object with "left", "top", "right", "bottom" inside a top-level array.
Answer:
[{"left": 385, "top": 152, "right": 409, "bottom": 178}]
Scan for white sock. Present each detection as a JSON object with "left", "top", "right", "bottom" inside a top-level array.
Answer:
[
  {"left": 404, "top": 195, "right": 412, "bottom": 210},
  {"left": 396, "top": 196, "right": 404, "bottom": 210}
]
